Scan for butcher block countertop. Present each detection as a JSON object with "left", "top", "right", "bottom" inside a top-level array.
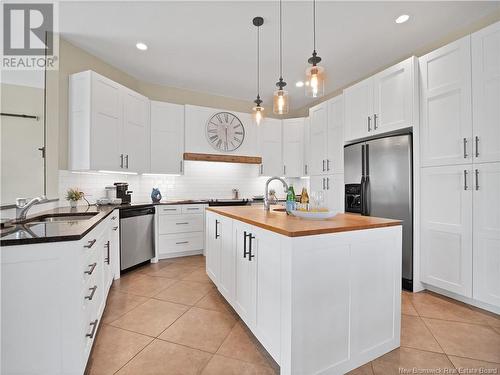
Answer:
[{"left": 206, "top": 206, "right": 401, "bottom": 237}]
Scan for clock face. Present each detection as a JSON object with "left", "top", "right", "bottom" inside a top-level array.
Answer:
[{"left": 206, "top": 112, "right": 245, "bottom": 152}]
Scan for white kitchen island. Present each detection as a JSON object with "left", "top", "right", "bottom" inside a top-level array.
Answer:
[{"left": 205, "top": 206, "right": 402, "bottom": 375}]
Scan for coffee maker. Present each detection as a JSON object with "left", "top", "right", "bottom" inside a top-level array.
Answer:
[{"left": 114, "top": 182, "right": 132, "bottom": 204}]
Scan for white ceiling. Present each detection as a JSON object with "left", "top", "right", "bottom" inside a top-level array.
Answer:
[{"left": 60, "top": 1, "right": 499, "bottom": 110}]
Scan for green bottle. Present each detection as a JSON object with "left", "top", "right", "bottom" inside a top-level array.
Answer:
[{"left": 286, "top": 185, "right": 296, "bottom": 214}]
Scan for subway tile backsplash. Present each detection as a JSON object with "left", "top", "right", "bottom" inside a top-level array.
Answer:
[{"left": 59, "top": 161, "right": 308, "bottom": 206}]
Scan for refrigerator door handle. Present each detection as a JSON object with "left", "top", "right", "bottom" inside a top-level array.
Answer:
[
  {"left": 363, "top": 144, "right": 371, "bottom": 216},
  {"left": 360, "top": 144, "right": 366, "bottom": 215}
]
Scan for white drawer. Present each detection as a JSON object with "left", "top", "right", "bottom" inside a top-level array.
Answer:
[
  {"left": 158, "top": 205, "right": 182, "bottom": 215},
  {"left": 181, "top": 204, "right": 207, "bottom": 214},
  {"left": 158, "top": 232, "right": 204, "bottom": 255},
  {"left": 159, "top": 214, "right": 204, "bottom": 234}
]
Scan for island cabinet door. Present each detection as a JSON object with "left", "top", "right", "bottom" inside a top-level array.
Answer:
[
  {"left": 205, "top": 212, "right": 221, "bottom": 284},
  {"left": 218, "top": 215, "right": 235, "bottom": 303},
  {"left": 233, "top": 221, "right": 257, "bottom": 327},
  {"left": 252, "top": 226, "right": 282, "bottom": 363}
]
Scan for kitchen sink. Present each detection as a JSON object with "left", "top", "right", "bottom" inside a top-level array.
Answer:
[{"left": 23, "top": 213, "right": 97, "bottom": 224}]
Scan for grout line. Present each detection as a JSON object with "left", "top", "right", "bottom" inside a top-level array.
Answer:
[
  {"left": 111, "top": 335, "right": 156, "bottom": 375},
  {"left": 446, "top": 354, "right": 500, "bottom": 366},
  {"left": 420, "top": 317, "right": 450, "bottom": 356}
]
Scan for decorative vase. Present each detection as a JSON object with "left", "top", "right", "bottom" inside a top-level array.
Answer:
[
  {"left": 70, "top": 200, "right": 78, "bottom": 208},
  {"left": 151, "top": 188, "right": 162, "bottom": 203}
]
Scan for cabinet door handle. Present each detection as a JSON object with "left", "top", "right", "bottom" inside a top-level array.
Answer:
[
  {"left": 176, "top": 222, "right": 189, "bottom": 225},
  {"left": 176, "top": 241, "right": 189, "bottom": 245},
  {"left": 180, "top": 160, "right": 183, "bottom": 173},
  {"left": 304, "top": 164, "right": 308, "bottom": 175},
  {"left": 248, "top": 234, "right": 255, "bottom": 261},
  {"left": 85, "top": 286, "right": 97, "bottom": 300},
  {"left": 111, "top": 216, "right": 117, "bottom": 220},
  {"left": 322, "top": 178, "right": 326, "bottom": 190},
  {"left": 125, "top": 154, "right": 129, "bottom": 168},
  {"left": 104, "top": 240, "right": 110, "bottom": 265},
  {"left": 215, "top": 219, "right": 220, "bottom": 239},
  {"left": 84, "top": 262, "right": 97, "bottom": 275},
  {"left": 475, "top": 136, "right": 479, "bottom": 158},
  {"left": 322, "top": 160, "right": 325, "bottom": 172},
  {"left": 367, "top": 116, "right": 371, "bottom": 132},
  {"left": 120, "top": 154, "right": 124, "bottom": 168},
  {"left": 326, "top": 177, "right": 330, "bottom": 190},
  {"left": 373, "top": 114, "right": 378, "bottom": 130},
  {"left": 243, "top": 231, "right": 250, "bottom": 258},
  {"left": 113, "top": 226, "right": 118, "bottom": 231},
  {"left": 283, "top": 165, "right": 286, "bottom": 175},
  {"left": 464, "top": 170, "right": 468, "bottom": 190},
  {"left": 463, "top": 138, "right": 468, "bottom": 158},
  {"left": 86, "top": 319, "right": 98, "bottom": 339},
  {"left": 84, "top": 239, "right": 96, "bottom": 249},
  {"left": 326, "top": 159, "right": 330, "bottom": 172},
  {"left": 475, "top": 169, "right": 479, "bottom": 191}
]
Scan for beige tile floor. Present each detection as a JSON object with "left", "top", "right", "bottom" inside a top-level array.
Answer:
[{"left": 87, "top": 255, "right": 500, "bottom": 375}]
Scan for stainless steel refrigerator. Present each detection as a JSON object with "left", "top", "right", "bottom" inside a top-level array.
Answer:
[{"left": 344, "top": 133, "right": 413, "bottom": 291}]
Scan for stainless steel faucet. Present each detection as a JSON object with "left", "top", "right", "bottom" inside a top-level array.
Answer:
[
  {"left": 264, "top": 177, "right": 288, "bottom": 211},
  {"left": 15, "top": 196, "right": 47, "bottom": 221}
]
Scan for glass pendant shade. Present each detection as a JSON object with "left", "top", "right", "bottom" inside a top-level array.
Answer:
[
  {"left": 253, "top": 105, "right": 264, "bottom": 125},
  {"left": 305, "top": 65, "right": 325, "bottom": 98},
  {"left": 273, "top": 89, "right": 289, "bottom": 115}
]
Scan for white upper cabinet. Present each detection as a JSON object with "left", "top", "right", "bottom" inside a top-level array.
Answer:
[
  {"left": 344, "top": 77, "right": 374, "bottom": 142},
  {"left": 420, "top": 37, "right": 472, "bottom": 167},
  {"left": 150, "top": 101, "right": 185, "bottom": 174},
  {"left": 69, "top": 70, "right": 150, "bottom": 173},
  {"left": 344, "top": 57, "right": 417, "bottom": 143},
  {"left": 327, "top": 96, "right": 344, "bottom": 174},
  {"left": 121, "top": 89, "right": 150, "bottom": 172},
  {"left": 472, "top": 21, "right": 500, "bottom": 164},
  {"left": 473, "top": 162, "right": 500, "bottom": 307},
  {"left": 258, "top": 118, "right": 283, "bottom": 176},
  {"left": 303, "top": 117, "right": 311, "bottom": 176},
  {"left": 309, "top": 102, "right": 328, "bottom": 176},
  {"left": 282, "top": 118, "right": 304, "bottom": 178},
  {"left": 373, "top": 57, "right": 417, "bottom": 135},
  {"left": 420, "top": 165, "right": 473, "bottom": 297}
]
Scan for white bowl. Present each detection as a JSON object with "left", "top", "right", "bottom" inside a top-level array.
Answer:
[{"left": 290, "top": 210, "right": 338, "bottom": 220}]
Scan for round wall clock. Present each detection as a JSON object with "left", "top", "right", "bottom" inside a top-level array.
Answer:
[{"left": 206, "top": 112, "right": 245, "bottom": 152}]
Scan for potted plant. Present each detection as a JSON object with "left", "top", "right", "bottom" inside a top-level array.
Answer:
[{"left": 66, "top": 188, "right": 84, "bottom": 208}]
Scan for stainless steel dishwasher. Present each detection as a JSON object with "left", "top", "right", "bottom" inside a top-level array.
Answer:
[{"left": 120, "top": 206, "right": 155, "bottom": 271}]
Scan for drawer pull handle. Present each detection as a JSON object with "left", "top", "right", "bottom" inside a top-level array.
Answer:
[
  {"left": 176, "top": 222, "right": 189, "bottom": 225},
  {"left": 248, "top": 233, "right": 255, "bottom": 261},
  {"left": 86, "top": 319, "right": 98, "bottom": 339},
  {"left": 176, "top": 241, "right": 189, "bottom": 245},
  {"left": 85, "top": 262, "right": 97, "bottom": 275},
  {"left": 85, "top": 286, "right": 97, "bottom": 300},
  {"left": 186, "top": 207, "right": 199, "bottom": 210},
  {"left": 84, "top": 239, "right": 96, "bottom": 249},
  {"left": 113, "top": 226, "right": 118, "bottom": 231},
  {"left": 111, "top": 216, "right": 117, "bottom": 220},
  {"left": 163, "top": 208, "right": 177, "bottom": 211},
  {"left": 104, "top": 241, "right": 110, "bottom": 265}
]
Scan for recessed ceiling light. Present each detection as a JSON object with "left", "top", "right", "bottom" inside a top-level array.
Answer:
[
  {"left": 295, "top": 81, "right": 304, "bottom": 87},
  {"left": 395, "top": 14, "right": 410, "bottom": 24},
  {"left": 136, "top": 42, "right": 148, "bottom": 51}
]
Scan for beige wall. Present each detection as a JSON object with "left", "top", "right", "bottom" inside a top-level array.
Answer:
[{"left": 288, "top": 9, "right": 500, "bottom": 117}]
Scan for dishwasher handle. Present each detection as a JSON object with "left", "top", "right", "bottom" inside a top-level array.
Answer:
[{"left": 120, "top": 206, "right": 155, "bottom": 219}]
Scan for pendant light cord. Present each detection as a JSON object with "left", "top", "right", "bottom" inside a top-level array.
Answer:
[
  {"left": 257, "top": 24, "right": 260, "bottom": 97},
  {"left": 313, "top": 0, "right": 316, "bottom": 52},
  {"left": 279, "top": 0, "right": 283, "bottom": 80}
]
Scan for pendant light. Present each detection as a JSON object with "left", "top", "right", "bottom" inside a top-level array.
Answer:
[
  {"left": 252, "top": 16, "right": 264, "bottom": 125},
  {"left": 273, "top": 0, "right": 289, "bottom": 115},
  {"left": 305, "top": 0, "right": 325, "bottom": 98}
]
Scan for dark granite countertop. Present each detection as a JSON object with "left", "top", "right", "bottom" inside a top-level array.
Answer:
[{"left": 0, "top": 200, "right": 209, "bottom": 247}]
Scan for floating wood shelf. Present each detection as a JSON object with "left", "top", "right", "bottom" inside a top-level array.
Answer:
[{"left": 183, "top": 153, "right": 262, "bottom": 164}]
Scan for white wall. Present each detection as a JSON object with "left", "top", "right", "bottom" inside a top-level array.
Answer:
[{"left": 59, "top": 161, "right": 307, "bottom": 206}]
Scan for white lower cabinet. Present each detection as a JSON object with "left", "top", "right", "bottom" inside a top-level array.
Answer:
[
  {"left": 157, "top": 204, "right": 207, "bottom": 258},
  {"left": 472, "top": 162, "right": 500, "bottom": 307},
  {"left": 421, "top": 163, "right": 500, "bottom": 311},
  {"left": 1, "top": 210, "right": 119, "bottom": 375}
]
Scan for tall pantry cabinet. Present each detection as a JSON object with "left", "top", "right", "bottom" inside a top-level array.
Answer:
[{"left": 420, "top": 21, "right": 500, "bottom": 311}]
